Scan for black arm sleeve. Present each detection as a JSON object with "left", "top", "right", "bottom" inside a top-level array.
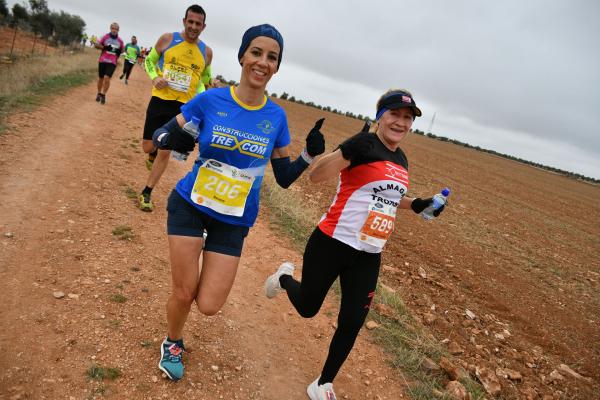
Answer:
[
  {"left": 152, "top": 117, "right": 186, "bottom": 150},
  {"left": 270, "top": 156, "right": 310, "bottom": 188}
]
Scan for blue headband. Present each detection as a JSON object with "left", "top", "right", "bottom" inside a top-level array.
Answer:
[
  {"left": 376, "top": 107, "right": 388, "bottom": 121},
  {"left": 238, "top": 24, "right": 284, "bottom": 68}
]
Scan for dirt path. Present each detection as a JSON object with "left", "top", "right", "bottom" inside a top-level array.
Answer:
[{"left": 0, "top": 75, "right": 408, "bottom": 399}]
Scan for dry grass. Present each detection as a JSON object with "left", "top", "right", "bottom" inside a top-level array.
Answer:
[
  {"left": 0, "top": 49, "right": 98, "bottom": 131},
  {"left": 85, "top": 364, "right": 121, "bottom": 381},
  {"left": 373, "top": 286, "right": 486, "bottom": 399},
  {"left": 0, "top": 49, "right": 97, "bottom": 97},
  {"left": 260, "top": 171, "right": 322, "bottom": 249},
  {"left": 111, "top": 225, "right": 134, "bottom": 241}
]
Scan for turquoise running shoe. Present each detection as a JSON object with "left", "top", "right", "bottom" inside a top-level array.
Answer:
[{"left": 158, "top": 338, "right": 185, "bottom": 381}]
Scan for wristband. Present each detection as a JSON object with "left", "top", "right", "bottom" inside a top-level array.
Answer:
[{"left": 300, "top": 148, "right": 314, "bottom": 164}]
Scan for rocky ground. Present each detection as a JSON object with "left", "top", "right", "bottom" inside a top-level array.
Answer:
[{"left": 278, "top": 99, "right": 600, "bottom": 399}]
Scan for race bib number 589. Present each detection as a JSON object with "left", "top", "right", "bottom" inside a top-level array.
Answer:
[{"left": 358, "top": 200, "right": 396, "bottom": 249}]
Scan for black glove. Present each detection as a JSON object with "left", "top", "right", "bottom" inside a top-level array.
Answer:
[
  {"left": 410, "top": 197, "right": 446, "bottom": 217},
  {"left": 163, "top": 129, "right": 196, "bottom": 153},
  {"left": 339, "top": 131, "right": 377, "bottom": 160},
  {"left": 103, "top": 44, "right": 112, "bottom": 51},
  {"left": 305, "top": 118, "right": 325, "bottom": 157}
]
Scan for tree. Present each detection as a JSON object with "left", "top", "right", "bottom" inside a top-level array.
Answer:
[
  {"left": 29, "top": 0, "right": 47, "bottom": 12},
  {"left": 69, "top": 14, "right": 86, "bottom": 43},
  {"left": 50, "top": 10, "right": 85, "bottom": 47},
  {"left": 28, "top": 0, "right": 51, "bottom": 53},
  {"left": 0, "top": 0, "right": 9, "bottom": 24},
  {"left": 29, "top": 0, "right": 52, "bottom": 37},
  {"left": 11, "top": 3, "right": 29, "bottom": 27},
  {"left": 8, "top": 3, "right": 28, "bottom": 57}
]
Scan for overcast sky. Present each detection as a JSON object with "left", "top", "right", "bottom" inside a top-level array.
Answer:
[{"left": 10, "top": 0, "right": 600, "bottom": 178}]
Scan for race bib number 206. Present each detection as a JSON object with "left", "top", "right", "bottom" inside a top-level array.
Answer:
[{"left": 191, "top": 159, "right": 254, "bottom": 217}]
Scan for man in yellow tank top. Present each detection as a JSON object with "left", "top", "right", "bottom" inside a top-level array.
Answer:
[{"left": 139, "top": 4, "right": 213, "bottom": 212}]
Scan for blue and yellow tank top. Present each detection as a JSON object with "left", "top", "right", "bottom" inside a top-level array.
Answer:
[
  {"left": 152, "top": 32, "right": 207, "bottom": 103},
  {"left": 176, "top": 86, "right": 292, "bottom": 227}
]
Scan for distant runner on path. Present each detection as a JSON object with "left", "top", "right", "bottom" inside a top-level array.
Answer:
[
  {"left": 93, "top": 22, "right": 124, "bottom": 105},
  {"left": 264, "top": 89, "right": 448, "bottom": 400},
  {"left": 119, "top": 35, "right": 141, "bottom": 85},
  {"left": 138, "top": 4, "right": 213, "bottom": 212}
]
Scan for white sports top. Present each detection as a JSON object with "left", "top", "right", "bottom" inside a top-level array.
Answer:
[{"left": 318, "top": 135, "right": 409, "bottom": 253}]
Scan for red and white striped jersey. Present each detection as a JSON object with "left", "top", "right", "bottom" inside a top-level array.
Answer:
[{"left": 318, "top": 137, "right": 409, "bottom": 253}]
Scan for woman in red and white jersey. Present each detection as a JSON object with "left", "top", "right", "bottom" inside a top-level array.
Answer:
[{"left": 264, "top": 89, "right": 447, "bottom": 400}]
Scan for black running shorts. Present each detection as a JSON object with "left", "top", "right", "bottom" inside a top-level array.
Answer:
[
  {"left": 98, "top": 62, "right": 117, "bottom": 78},
  {"left": 143, "top": 96, "right": 185, "bottom": 141},
  {"left": 166, "top": 191, "right": 250, "bottom": 257}
]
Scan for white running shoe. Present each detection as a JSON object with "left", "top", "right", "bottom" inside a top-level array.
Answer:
[
  {"left": 307, "top": 377, "right": 337, "bottom": 400},
  {"left": 264, "top": 262, "right": 295, "bottom": 298}
]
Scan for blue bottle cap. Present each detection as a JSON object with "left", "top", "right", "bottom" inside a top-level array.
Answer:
[{"left": 441, "top": 188, "right": 450, "bottom": 196}]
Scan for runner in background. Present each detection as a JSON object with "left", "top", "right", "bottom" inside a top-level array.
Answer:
[
  {"left": 137, "top": 46, "right": 146, "bottom": 65},
  {"left": 119, "top": 35, "right": 141, "bottom": 84},
  {"left": 93, "top": 22, "right": 124, "bottom": 104},
  {"left": 264, "top": 89, "right": 447, "bottom": 400},
  {"left": 138, "top": 5, "right": 213, "bottom": 212}
]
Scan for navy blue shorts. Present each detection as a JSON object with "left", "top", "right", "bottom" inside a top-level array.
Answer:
[{"left": 166, "top": 191, "right": 249, "bottom": 257}]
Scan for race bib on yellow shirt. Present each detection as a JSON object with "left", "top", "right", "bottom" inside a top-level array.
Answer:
[
  {"left": 163, "top": 65, "right": 192, "bottom": 92},
  {"left": 191, "top": 159, "right": 255, "bottom": 217},
  {"left": 358, "top": 200, "right": 396, "bottom": 249}
]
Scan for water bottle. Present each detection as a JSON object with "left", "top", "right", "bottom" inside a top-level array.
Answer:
[
  {"left": 421, "top": 188, "right": 450, "bottom": 221},
  {"left": 172, "top": 116, "right": 200, "bottom": 161}
]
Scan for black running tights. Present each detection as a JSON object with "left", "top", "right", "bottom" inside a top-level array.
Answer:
[
  {"left": 122, "top": 61, "right": 134, "bottom": 79},
  {"left": 280, "top": 227, "right": 380, "bottom": 384}
]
